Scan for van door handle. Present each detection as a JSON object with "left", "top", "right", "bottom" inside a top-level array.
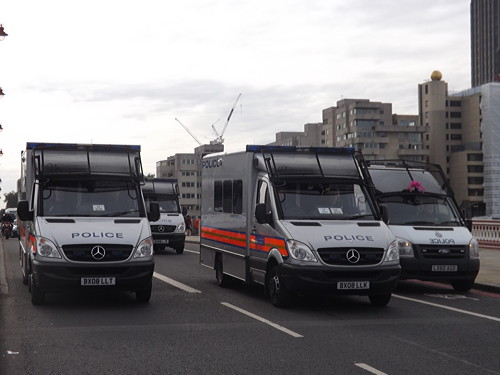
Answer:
[{"left": 251, "top": 226, "right": 257, "bottom": 233}]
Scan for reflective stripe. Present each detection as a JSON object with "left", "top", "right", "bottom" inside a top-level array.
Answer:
[{"left": 201, "top": 226, "right": 288, "bottom": 256}]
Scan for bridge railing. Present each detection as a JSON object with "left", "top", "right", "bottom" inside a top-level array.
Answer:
[{"left": 472, "top": 218, "right": 500, "bottom": 249}]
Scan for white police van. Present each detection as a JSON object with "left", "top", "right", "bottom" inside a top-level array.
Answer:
[
  {"left": 368, "top": 160, "right": 480, "bottom": 291},
  {"left": 142, "top": 178, "right": 186, "bottom": 254},
  {"left": 200, "top": 145, "right": 401, "bottom": 307},
  {"left": 17, "top": 142, "right": 159, "bottom": 305}
]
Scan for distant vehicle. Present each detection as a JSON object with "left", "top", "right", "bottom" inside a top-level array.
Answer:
[
  {"left": 368, "top": 160, "right": 480, "bottom": 291},
  {"left": 142, "top": 178, "right": 186, "bottom": 254},
  {"left": 200, "top": 145, "right": 401, "bottom": 307},
  {"left": 17, "top": 142, "right": 160, "bottom": 305}
]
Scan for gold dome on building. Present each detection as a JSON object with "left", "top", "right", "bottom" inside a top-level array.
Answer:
[{"left": 430, "top": 70, "right": 442, "bottom": 81}]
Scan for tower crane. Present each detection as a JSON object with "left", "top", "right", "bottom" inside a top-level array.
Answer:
[
  {"left": 175, "top": 118, "right": 202, "bottom": 146},
  {"left": 212, "top": 93, "right": 242, "bottom": 145}
]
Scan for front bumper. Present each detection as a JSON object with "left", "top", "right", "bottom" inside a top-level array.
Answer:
[
  {"left": 400, "top": 257, "right": 480, "bottom": 281},
  {"left": 152, "top": 232, "right": 185, "bottom": 248},
  {"left": 278, "top": 263, "right": 401, "bottom": 296},
  {"left": 32, "top": 258, "right": 154, "bottom": 293}
]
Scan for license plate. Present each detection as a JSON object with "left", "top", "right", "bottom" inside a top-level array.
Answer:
[
  {"left": 154, "top": 239, "right": 169, "bottom": 244},
  {"left": 337, "top": 281, "right": 370, "bottom": 290},
  {"left": 432, "top": 265, "right": 458, "bottom": 272},
  {"left": 81, "top": 277, "right": 116, "bottom": 286}
]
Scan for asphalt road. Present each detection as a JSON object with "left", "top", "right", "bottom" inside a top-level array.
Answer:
[{"left": 1, "top": 238, "right": 499, "bottom": 375}]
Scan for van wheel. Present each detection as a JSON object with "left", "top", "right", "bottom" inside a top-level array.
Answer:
[
  {"left": 215, "top": 254, "right": 231, "bottom": 287},
  {"left": 175, "top": 246, "right": 184, "bottom": 255},
  {"left": 267, "top": 265, "right": 292, "bottom": 307},
  {"left": 136, "top": 283, "right": 152, "bottom": 303},
  {"left": 30, "top": 274, "right": 45, "bottom": 305},
  {"left": 451, "top": 279, "right": 475, "bottom": 292},
  {"left": 369, "top": 293, "right": 391, "bottom": 307}
]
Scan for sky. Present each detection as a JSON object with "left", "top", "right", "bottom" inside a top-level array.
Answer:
[{"left": 0, "top": 0, "right": 472, "bottom": 207}]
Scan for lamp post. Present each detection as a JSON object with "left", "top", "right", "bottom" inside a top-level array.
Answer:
[{"left": 0, "top": 25, "right": 8, "bottom": 41}]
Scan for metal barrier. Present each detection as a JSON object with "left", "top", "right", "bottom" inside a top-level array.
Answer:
[{"left": 472, "top": 218, "right": 500, "bottom": 249}]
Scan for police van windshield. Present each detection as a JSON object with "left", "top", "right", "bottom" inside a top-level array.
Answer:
[
  {"left": 379, "top": 194, "right": 462, "bottom": 226},
  {"left": 275, "top": 181, "right": 375, "bottom": 220},
  {"left": 144, "top": 195, "right": 180, "bottom": 214},
  {"left": 40, "top": 180, "right": 142, "bottom": 217}
]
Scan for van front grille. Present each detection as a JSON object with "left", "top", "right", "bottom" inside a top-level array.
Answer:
[{"left": 62, "top": 244, "right": 134, "bottom": 262}]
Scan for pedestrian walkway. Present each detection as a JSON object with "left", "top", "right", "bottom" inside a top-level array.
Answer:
[{"left": 186, "top": 237, "right": 500, "bottom": 292}]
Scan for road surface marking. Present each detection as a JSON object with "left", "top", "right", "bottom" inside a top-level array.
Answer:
[
  {"left": 221, "top": 302, "right": 303, "bottom": 338},
  {"left": 355, "top": 363, "right": 388, "bottom": 375},
  {"left": 393, "top": 294, "right": 500, "bottom": 322},
  {"left": 153, "top": 272, "right": 201, "bottom": 293},
  {"left": 184, "top": 249, "right": 199, "bottom": 254}
]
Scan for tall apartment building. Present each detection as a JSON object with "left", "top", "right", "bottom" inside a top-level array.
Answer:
[
  {"left": 322, "top": 99, "right": 427, "bottom": 161},
  {"left": 417, "top": 70, "right": 500, "bottom": 217},
  {"left": 471, "top": 0, "right": 500, "bottom": 87},
  {"left": 267, "top": 123, "right": 325, "bottom": 146},
  {"left": 156, "top": 143, "right": 223, "bottom": 220}
]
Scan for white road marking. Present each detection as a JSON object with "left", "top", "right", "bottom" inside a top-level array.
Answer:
[
  {"left": 153, "top": 272, "right": 201, "bottom": 293},
  {"left": 355, "top": 363, "right": 388, "bottom": 375},
  {"left": 393, "top": 294, "right": 500, "bottom": 322},
  {"left": 184, "top": 249, "right": 199, "bottom": 254},
  {"left": 221, "top": 302, "right": 303, "bottom": 338}
]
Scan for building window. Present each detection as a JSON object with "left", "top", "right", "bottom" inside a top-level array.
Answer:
[
  {"left": 467, "top": 153, "right": 483, "bottom": 161},
  {"left": 468, "top": 177, "right": 483, "bottom": 185},
  {"left": 450, "top": 112, "right": 462, "bottom": 118},
  {"left": 468, "top": 189, "right": 483, "bottom": 197},
  {"left": 450, "top": 123, "right": 462, "bottom": 130},
  {"left": 467, "top": 165, "right": 483, "bottom": 173},
  {"left": 450, "top": 134, "right": 462, "bottom": 141}
]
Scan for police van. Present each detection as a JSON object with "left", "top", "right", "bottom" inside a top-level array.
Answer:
[
  {"left": 367, "top": 160, "right": 480, "bottom": 291},
  {"left": 142, "top": 178, "right": 186, "bottom": 254},
  {"left": 200, "top": 145, "right": 401, "bottom": 307},
  {"left": 17, "top": 142, "right": 159, "bottom": 304}
]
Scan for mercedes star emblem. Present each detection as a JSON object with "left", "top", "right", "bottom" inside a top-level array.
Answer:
[
  {"left": 158, "top": 226, "right": 165, "bottom": 232},
  {"left": 346, "top": 248, "right": 361, "bottom": 264},
  {"left": 91, "top": 246, "right": 106, "bottom": 260}
]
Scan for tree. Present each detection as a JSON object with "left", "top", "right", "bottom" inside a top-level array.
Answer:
[{"left": 3, "top": 191, "right": 18, "bottom": 209}]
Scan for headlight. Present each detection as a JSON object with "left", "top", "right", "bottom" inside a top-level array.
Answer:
[
  {"left": 176, "top": 222, "right": 186, "bottom": 233},
  {"left": 397, "top": 238, "right": 414, "bottom": 257},
  {"left": 384, "top": 240, "right": 400, "bottom": 262},
  {"left": 469, "top": 238, "right": 479, "bottom": 259},
  {"left": 134, "top": 237, "right": 154, "bottom": 258},
  {"left": 287, "top": 240, "right": 317, "bottom": 262},
  {"left": 36, "top": 237, "right": 62, "bottom": 259}
]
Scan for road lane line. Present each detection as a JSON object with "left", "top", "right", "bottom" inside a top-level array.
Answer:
[
  {"left": 355, "top": 363, "right": 388, "bottom": 375},
  {"left": 221, "top": 302, "right": 303, "bottom": 338},
  {"left": 393, "top": 294, "right": 500, "bottom": 322},
  {"left": 153, "top": 272, "right": 201, "bottom": 293},
  {"left": 184, "top": 249, "right": 199, "bottom": 254}
]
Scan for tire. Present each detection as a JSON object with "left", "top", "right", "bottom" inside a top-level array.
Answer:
[
  {"left": 451, "top": 279, "right": 475, "bottom": 292},
  {"left": 175, "top": 246, "right": 184, "bottom": 255},
  {"left": 369, "top": 293, "right": 391, "bottom": 307},
  {"left": 266, "top": 264, "right": 292, "bottom": 308},
  {"left": 215, "top": 254, "right": 231, "bottom": 288},
  {"left": 136, "top": 283, "right": 152, "bottom": 303},
  {"left": 30, "top": 274, "right": 45, "bottom": 305}
]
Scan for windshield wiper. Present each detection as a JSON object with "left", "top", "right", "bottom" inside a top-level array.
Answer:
[
  {"left": 102, "top": 210, "right": 139, "bottom": 217},
  {"left": 402, "top": 221, "right": 436, "bottom": 225},
  {"left": 346, "top": 214, "right": 375, "bottom": 220}
]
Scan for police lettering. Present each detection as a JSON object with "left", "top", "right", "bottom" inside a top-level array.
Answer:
[
  {"left": 430, "top": 238, "right": 455, "bottom": 244},
  {"left": 201, "top": 159, "right": 222, "bottom": 169},
  {"left": 324, "top": 235, "right": 374, "bottom": 242},
  {"left": 72, "top": 232, "right": 124, "bottom": 239}
]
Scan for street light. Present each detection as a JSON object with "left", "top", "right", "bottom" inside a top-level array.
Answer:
[{"left": 0, "top": 25, "right": 7, "bottom": 41}]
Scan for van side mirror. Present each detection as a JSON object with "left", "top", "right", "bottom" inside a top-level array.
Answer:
[
  {"left": 148, "top": 202, "right": 160, "bottom": 222},
  {"left": 255, "top": 203, "right": 272, "bottom": 224},
  {"left": 182, "top": 206, "right": 188, "bottom": 216},
  {"left": 379, "top": 204, "right": 389, "bottom": 224},
  {"left": 17, "top": 200, "right": 33, "bottom": 221},
  {"left": 465, "top": 219, "right": 473, "bottom": 232}
]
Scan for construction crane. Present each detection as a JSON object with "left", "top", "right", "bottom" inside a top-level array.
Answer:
[
  {"left": 212, "top": 93, "right": 242, "bottom": 145},
  {"left": 175, "top": 118, "right": 202, "bottom": 146}
]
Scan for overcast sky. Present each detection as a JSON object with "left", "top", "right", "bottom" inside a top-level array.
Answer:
[{"left": 0, "top": 0, "right": 472, "bottom": 206}]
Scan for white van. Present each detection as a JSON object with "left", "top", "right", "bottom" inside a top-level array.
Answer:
[
  {"left": 142, "top": 178, "right": 186, "bottom": 254},
  {"left": 368, "top": 160, "right": 480, "bottom": 291},
  {"left": 17, "top": 142, "right": 159, "bottom": 305},
  {"left": 200, "top": 145, "right": 401, "bottom": 307}
]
